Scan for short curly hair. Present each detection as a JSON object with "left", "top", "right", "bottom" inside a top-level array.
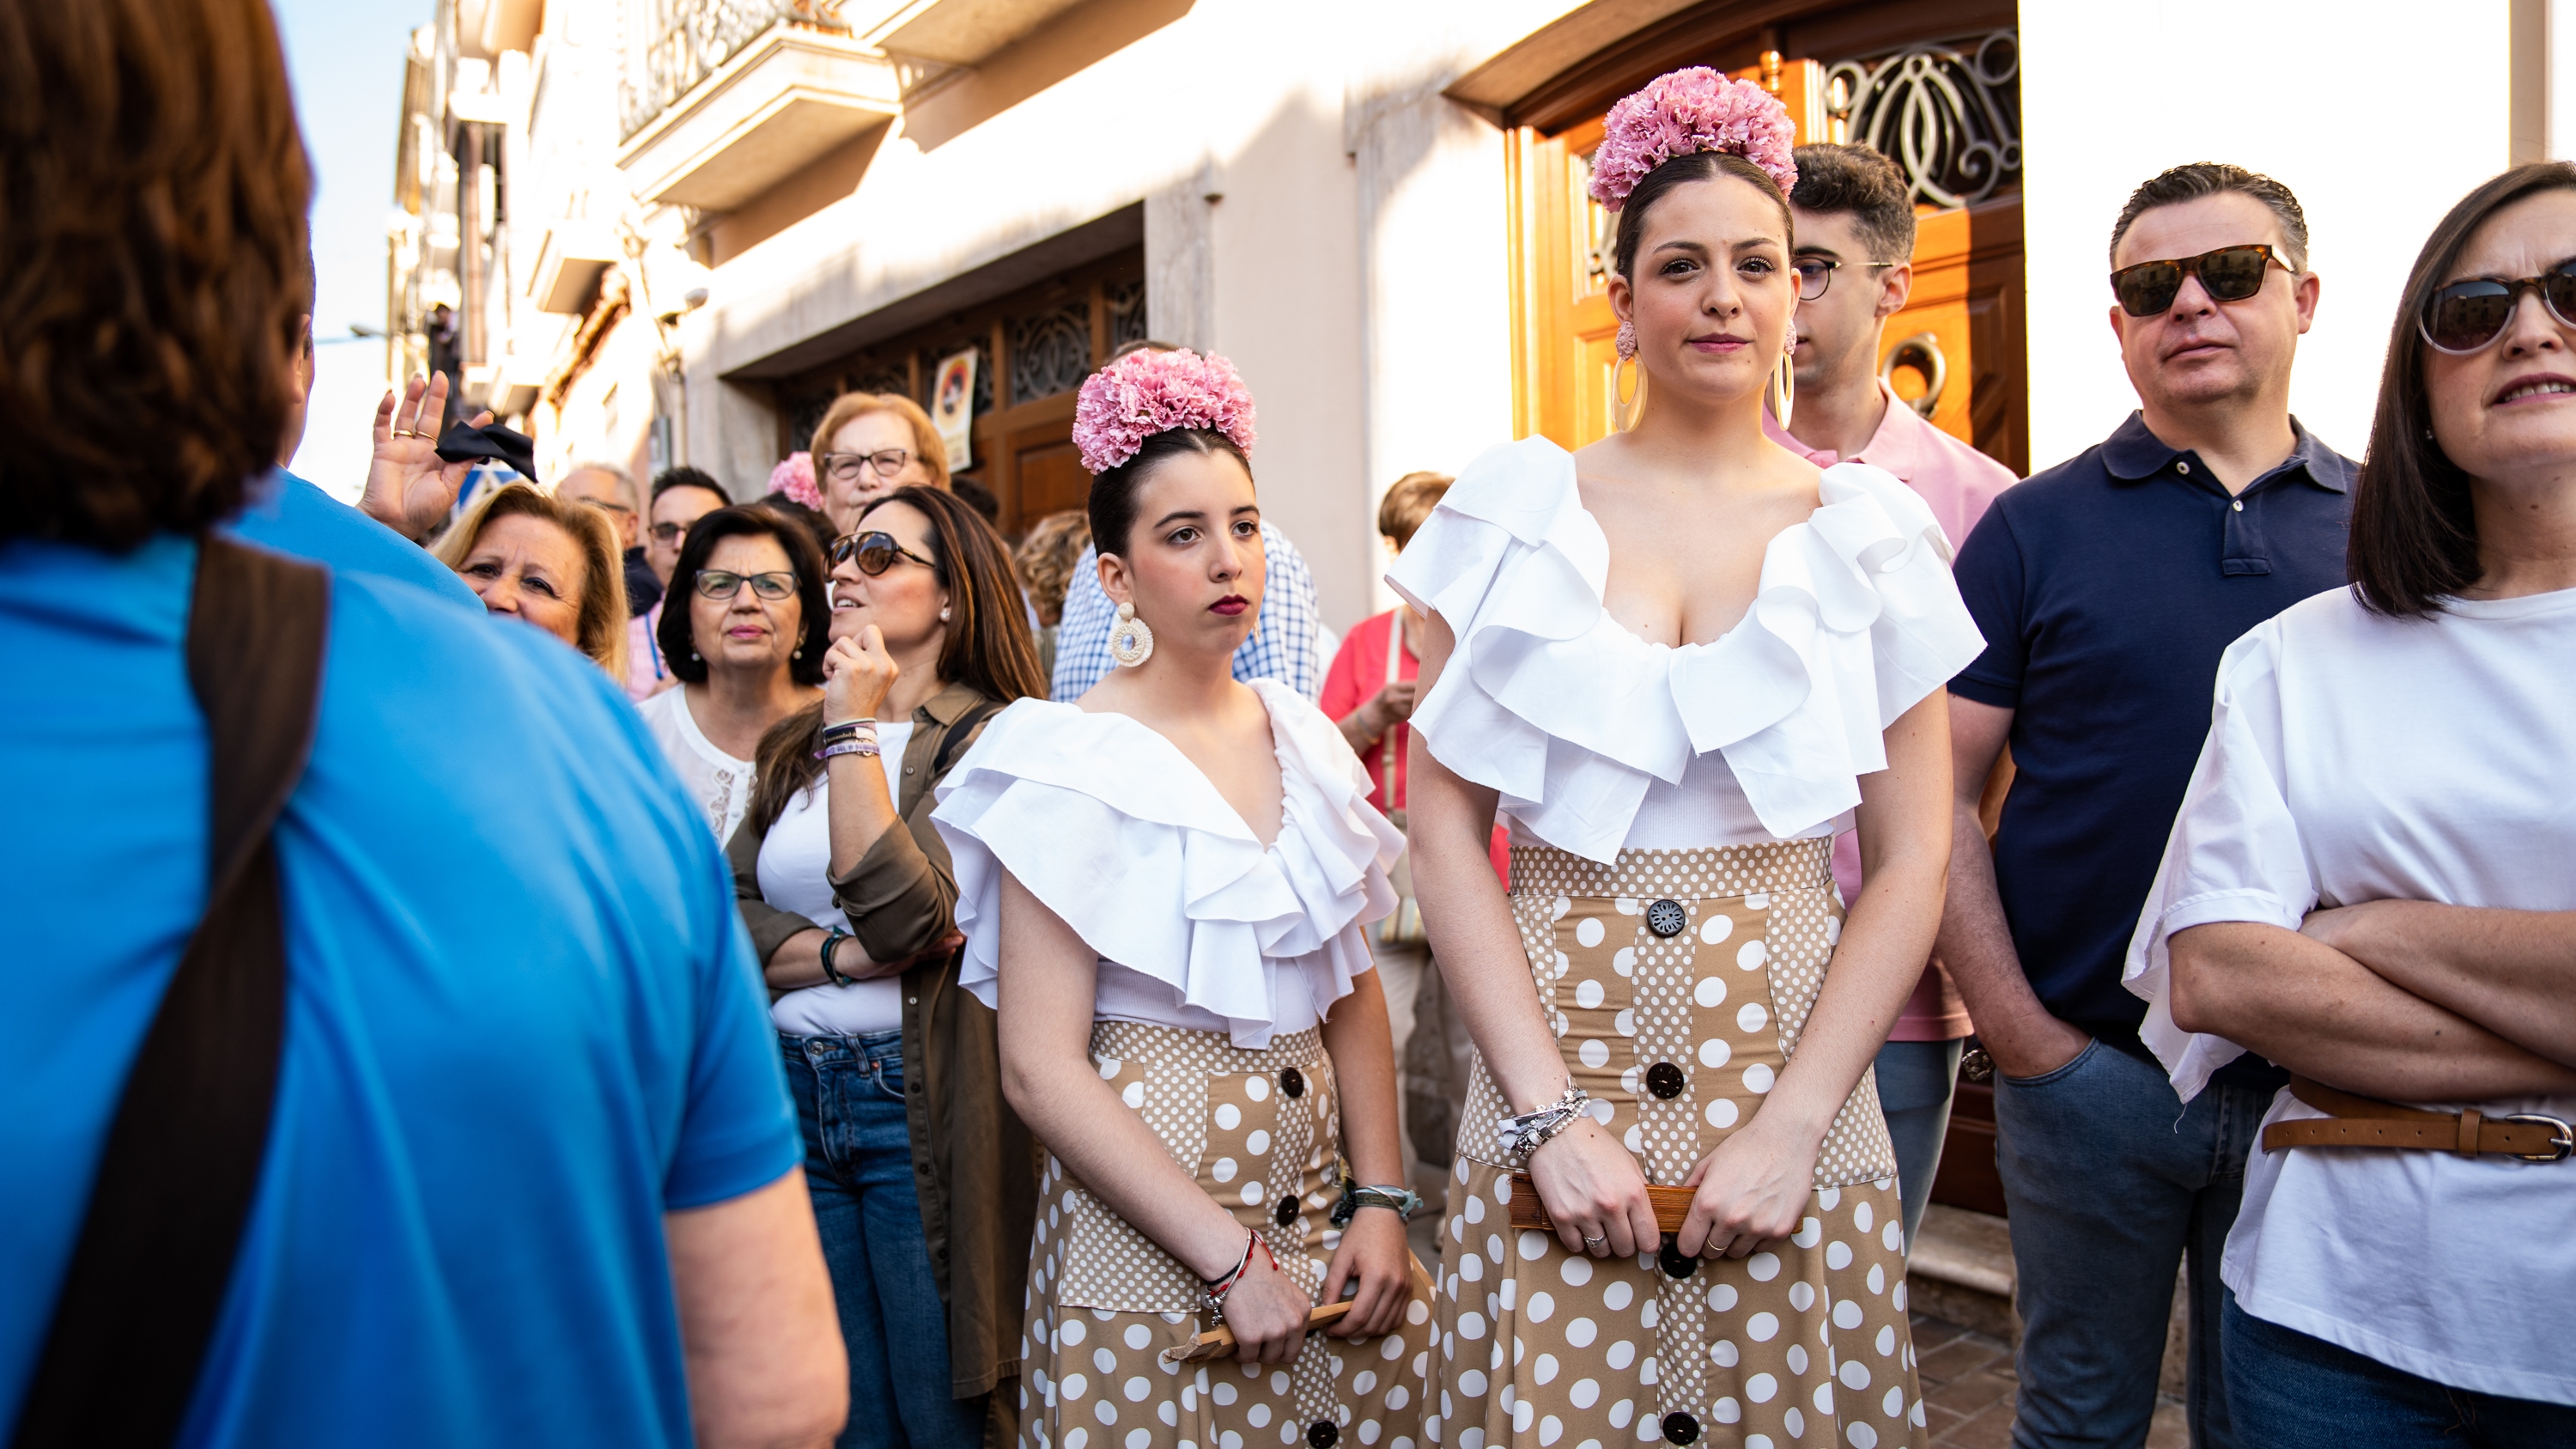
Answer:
[{"left": 0, "top": 0, "right": 313, "bottom": 549}]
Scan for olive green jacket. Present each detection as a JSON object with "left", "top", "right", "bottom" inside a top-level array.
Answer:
[{"left": 726, "top": 682, "right": 1034, "bottom": 1439}]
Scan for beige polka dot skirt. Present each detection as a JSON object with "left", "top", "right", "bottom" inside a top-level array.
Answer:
[
  {"left": 1019, "top": 1020, "right": 1438, "bottom": 1449},
  {"left": 1430, "top": 842, "right": 1928, "bottom": 1449}
]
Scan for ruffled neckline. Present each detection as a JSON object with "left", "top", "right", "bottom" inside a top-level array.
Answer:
[
  {"left": 931, "top": 680, "right": 1402, "bottom": 1047},
  {"left": 1386, "top": 435, "right": 1985, "bottom": 862}
]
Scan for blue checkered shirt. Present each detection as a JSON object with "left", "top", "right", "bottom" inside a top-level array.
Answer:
[{"left": 1050, "top": 518, "right": 1320, "bottom": 701}]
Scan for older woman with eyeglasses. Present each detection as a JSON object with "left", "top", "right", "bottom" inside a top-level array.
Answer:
[
  {"left": 811, "top": 392, "right": 951, "bottom": 539},
  {"left": 635, "top": 505, "right": 829, "bottom": 843},
  {"left": 728, "top": 485, "right": 1048, "bottom": 1449}
]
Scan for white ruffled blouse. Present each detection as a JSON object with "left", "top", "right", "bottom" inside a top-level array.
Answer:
[
  {"left": 1387, "top": 436, "right": 1986, "bottom": 863},
  {"left": 933, "top": 679, "right": 1406, "bottom": 1049}
]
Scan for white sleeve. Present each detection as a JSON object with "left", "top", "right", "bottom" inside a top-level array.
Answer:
[{"left": 2123, "top": 618, "right": 2318, "bottom": 1100}]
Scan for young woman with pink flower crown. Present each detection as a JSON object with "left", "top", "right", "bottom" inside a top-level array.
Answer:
[
  {"left": 1390, "top": 71, "right": 1985, "bottom": 1449},
  {"left": 933, "top": 347, "right": 1438, "bottom": 1449}
]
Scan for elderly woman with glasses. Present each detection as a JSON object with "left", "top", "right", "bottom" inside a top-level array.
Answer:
[
  {"left": 727, "top": 485, "right": 1049, "bottom": 1449},
  {"left": 811, "top": 392, "right": 951, "bottom": 539},
  {"left": 636, "top": 505, "right": 829, "bottom": 843}
]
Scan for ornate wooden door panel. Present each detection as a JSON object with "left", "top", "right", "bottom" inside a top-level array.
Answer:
[{"left": 1875, "top": 196, "right": 2026, "bottom": 474}]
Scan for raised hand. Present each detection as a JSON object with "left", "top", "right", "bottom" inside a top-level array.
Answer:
[
  {"left": 821, "top": 624, "right": 901, "bottom": 726},
  {"left": 361, "top": 373, "right": 494, "bottom": 540}
]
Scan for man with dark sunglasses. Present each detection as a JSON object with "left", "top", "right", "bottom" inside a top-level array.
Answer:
[{"left": 1937, "top": 163, "right": 2354, "bottom": 1449}]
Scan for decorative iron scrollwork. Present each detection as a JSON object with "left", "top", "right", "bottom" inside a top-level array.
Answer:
[
  {"left": 1825, "top": 30, "right": 2021, "bottom": 210},
  {"left": 621, "top": 0, "right": 846, "bottom": 143},
  {"left": 1106, "top": 277, "right": 1149, "bottom": 354},
  {"left": 1009, "top": 300, "right": 1093, "bottom": 405}
]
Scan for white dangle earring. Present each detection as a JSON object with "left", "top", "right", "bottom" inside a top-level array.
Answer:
[{"left": 1109, "top": 601, "right": 1156, "bottom": 667}]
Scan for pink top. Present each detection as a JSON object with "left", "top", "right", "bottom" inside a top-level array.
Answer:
[{"left": 1768, "top": 383, "right": 2016, "bottom": 1041}]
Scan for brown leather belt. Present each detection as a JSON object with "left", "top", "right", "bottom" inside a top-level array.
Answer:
[{"left": 2262, "top": 1076, "right": 2572, "bottom": 1162}]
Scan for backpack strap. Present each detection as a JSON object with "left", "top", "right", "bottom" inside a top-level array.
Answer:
[
  {"left": 931, "top": 697, "right": 1005, "bottom": 779},
  {"left": 10, "top": 536, "right": 330, "bottom": 1449}
]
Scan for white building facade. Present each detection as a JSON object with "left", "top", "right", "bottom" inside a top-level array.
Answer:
[{"left": 390, "top": 0, "right": 2571, "bottom": 631}]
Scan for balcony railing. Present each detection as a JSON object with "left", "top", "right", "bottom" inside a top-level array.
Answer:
[{"left": 620, "top": 0, "right": 847, "bottom": 141}]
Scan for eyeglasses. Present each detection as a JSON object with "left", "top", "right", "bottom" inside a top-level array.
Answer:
[
  {"left": 649, "top": 521, "right": 690, "bottom": 545},
  {"left": 816, "top": 449, "right": 914, "bottom": 484},
  {"left": 571, "top": 496, "right": 635, "bottom": 517},
  {"left": 2419, "top": 261, "right": 2576, "bottom": 354},
  {"left": 695, "top": 569, "right": 798, "bottom": 601},
  {"left": 829, "top": 530, "right": 936, "bottom": 577},
  {"left": 1791, "top": 257, "right": 1899, "bottom": 301},
  {"left": 2110, "top": 244, "right": 2290, "bottom": 317}
]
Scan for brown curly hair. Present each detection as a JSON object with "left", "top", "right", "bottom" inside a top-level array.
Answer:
[
  {"left": 1014, "top": 508, "right": 1092, "bottom": 626},
  {"left": 0, "top": 0, "right": 313, "bottom": 549}
]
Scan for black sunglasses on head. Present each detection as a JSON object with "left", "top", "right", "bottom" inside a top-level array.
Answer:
[
  {"left": 2419, "top": 260, "right": 2576, "bottom": 354},
  {"left": 2110, "top": 244, "right": 2290, "bottom": 317},
  {"left": 829, "top": 530, "right": 937, "bottom": 576}
]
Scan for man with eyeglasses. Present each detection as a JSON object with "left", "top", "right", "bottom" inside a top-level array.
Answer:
[
  {"left": 557, "top": 461, "right": 662, "bottom": 618},
  {"left": 1761, "top": 142, "right": 2019, "bottom": 1255},
  {"left": 625, "top": 466, "right": 734, "bottom": 700},
  {"left": 1937, "top": 164, "right": 2354, "bottom": 1448}
]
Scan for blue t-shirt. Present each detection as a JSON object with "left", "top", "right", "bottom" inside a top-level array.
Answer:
[
  {"left": 227, "top": 468, "right": 483, "bottom": 612},
  {"left": 0, "top": 535, "right": 799, "bottom": 1446},
  {"left": 1947, "top": 412, "right": 2353, "bottom": 1066}
]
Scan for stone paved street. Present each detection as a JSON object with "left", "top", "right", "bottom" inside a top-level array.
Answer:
[{"left": 1909, "top": 1314, "right": 2188, "bottom": 1449}]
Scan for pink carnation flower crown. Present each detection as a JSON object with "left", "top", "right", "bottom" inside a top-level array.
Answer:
[
  {"left": 1587, "top": 67, "right": 1798, "bottom": 212},
  {"left": 1071, "top": 347, "right": 1257, "bottom": 475}
]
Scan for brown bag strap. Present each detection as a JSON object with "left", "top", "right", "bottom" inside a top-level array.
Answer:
[{"left": 10, "top": 536, "right": 330, "bottom": 1449}]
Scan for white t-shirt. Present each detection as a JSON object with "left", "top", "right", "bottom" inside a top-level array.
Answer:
[
  {"left": 766, "top": 720, "right": 915, "bottom": 1038},
  {"left": 2126, "top": 585, "right": 2576, "bottom": 1405},
  {"left": 635, "top": 687, "right": 754, "bottom": 845}
]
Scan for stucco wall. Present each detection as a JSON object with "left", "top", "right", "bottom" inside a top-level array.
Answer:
[{"left": 680, "top": 0, "right": 1577, "bottom": 629}]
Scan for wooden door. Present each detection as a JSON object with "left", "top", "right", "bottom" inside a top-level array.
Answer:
[{"left": 1874, "top": 196, "right": 2028, "bottom": 474}]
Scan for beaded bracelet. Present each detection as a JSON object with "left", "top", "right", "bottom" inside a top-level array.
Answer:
[{"left": 1496, "top": 1085, "right": 1593, "bottom": 1167}]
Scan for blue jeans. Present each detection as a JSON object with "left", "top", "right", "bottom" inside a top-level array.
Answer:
[
  {"left": 1874, "top": 1037, "right": 1961, "bottom": 1250},
  {"left": 784, "top": 1032, "right": 984, "bottom": 1449},
  {"left": 1992, "top": 1038, "right": 2269, "bottom": 1449},
  {"left": 2222, "top": 1289, "right": 2576, "bottom": 1446}
]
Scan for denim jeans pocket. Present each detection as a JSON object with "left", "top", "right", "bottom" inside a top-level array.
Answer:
[{"left": 1996, "top": 1036, "right": 2101, "bottom": 1091}]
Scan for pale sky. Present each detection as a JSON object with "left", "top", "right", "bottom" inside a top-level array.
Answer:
[{"left": 276, "top": 0, "right": 428, "bottom": 502}]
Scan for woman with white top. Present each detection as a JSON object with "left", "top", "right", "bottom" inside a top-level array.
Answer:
[
  {"left": 636, "top": 504, "right": 827, "bottom": 842},
  {"left": 730, "top": 484, "right": 1049, "bottom": 1449},
  {"left": 2129, "top": 163, "right": 2576, "bottom": 1445},
  {"left": 933, "top": 347, "right": 1433, "bottom": 1449},
  {"left": 1394, "top": 71, "right": 1983, "bottom": 1449}
]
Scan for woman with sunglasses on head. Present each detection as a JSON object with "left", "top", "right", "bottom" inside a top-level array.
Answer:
[
  {"left": 932, "top": 348, "right": 1431, "bottom": 1449},
  {"left": 729, "top": 484, "right": 1048, "bottom": 1449},
  {"left": 636, "top": 505, "right": 829, "bottom": 842},
  {"left": 812, "top": 393, "right": 951, "bottom": 539},
  {"left": 2127, "top": 164, "right": 2576, "bottom": 1444},
  {"left": 1394, "top": 72, "right": 1984, "bottom": 1449}
]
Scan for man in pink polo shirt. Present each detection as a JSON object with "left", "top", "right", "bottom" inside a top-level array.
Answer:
[{"left": 1768, "top": 142, "right": 2018, "bottom": 1249}]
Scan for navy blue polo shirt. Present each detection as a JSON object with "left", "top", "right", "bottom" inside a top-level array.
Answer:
[{"left": 1949, "top": 411, "right": 2353, "bottom": 1073}]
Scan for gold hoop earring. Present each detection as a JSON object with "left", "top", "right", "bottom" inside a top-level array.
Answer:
[
  {"left": 1771, "top": 344, "right": 1796, "bottom": 431},
  {"left": 1612, "top": 354, "right": 1640, "bottom": 432},
  {"left": 1109, "top": 601, "right": 1155, "bottom": 667}
]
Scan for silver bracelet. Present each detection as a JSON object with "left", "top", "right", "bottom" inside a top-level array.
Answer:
[{"left": 1497, "top": 1085, "right": 1592, "bottom": 1167}]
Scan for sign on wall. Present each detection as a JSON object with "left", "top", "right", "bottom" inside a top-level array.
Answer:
[{"left": 931, "top": 348, "right": 977, "bottom": 470}]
